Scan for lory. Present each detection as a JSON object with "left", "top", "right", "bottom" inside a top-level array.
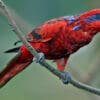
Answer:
[{"left": 0, "top": 9, "right": 100, "bottom": 88}]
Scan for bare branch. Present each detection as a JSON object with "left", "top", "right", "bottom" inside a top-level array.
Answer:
[
  {"left": 0, "top": 0, "right": 100, "bottom": 96},
  {"left": 70, "top": 78, "right": 100, "bottom": 95},
  {"left": 70, "top": 50, "right": 100, "bottom": 84},
  {"left": 82, "top": 51, "right": 100, "bottom": 84}
]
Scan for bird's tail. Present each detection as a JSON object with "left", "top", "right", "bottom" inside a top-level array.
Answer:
[{"left": 0, "top": 53, "right": 32, "bottom": 88}]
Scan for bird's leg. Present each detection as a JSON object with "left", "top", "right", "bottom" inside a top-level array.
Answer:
[
  {"left": 60, "top": 71, "right": 71, "bottom": 84},
  {"left": 56, "top": 57, "right": 69, "bottom": 71},
  {"left": 33, "top": 52, "right": 45, "bottom": 63}
]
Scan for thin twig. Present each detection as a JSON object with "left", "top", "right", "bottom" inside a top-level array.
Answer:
[
  {"left": 0, "top": 0, "right": 100, "bottom": 96},
  {"left": 70, "top": 50, "right": 100, "bottom": 84},
  {"left": 70, "top": 78, "right": 100, "bottom": 95},
  {"left": 82, "top": 51, "right": 100, "bottom": 84}
]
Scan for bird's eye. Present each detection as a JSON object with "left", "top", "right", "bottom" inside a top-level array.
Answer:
[{"left": 84, "top": 13, "right": 100, "bottom": 22}]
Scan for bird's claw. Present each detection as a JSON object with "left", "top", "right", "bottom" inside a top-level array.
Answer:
[
  {"left": 33, "top": 52, "right": 45, "bottom": 63},
  {"left": 60, "top": 71, "right": 71, "bottom": 84}
]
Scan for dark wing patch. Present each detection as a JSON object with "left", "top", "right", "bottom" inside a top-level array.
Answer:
[
  {"left": 84, "top": 13, "right": 100, "bottom": 22},
  {"left": 14, "top": 40, "right": 22, "bottom": 45},
  {"left": 4, "top": 47, "right": 20, "bottom": 53},
  {"left": 31, "top": 30, "right": 42, "bottom": 39}
]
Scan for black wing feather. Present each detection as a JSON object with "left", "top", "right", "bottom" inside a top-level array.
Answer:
[{"left": 4, "top": 47, "right": 20, "bottom": 53}]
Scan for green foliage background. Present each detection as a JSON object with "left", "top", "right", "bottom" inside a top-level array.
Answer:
[{"left": 0, "top": 0, "right": 100, "bottom": 100}]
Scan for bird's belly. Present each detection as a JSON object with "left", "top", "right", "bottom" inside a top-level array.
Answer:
[
  {"left": 45, "top": 49, "right": 68, "bottom": 59},
  {"left": 41, "top": 41, "right": 80, "bottom": 59},
  {"left": 44, "top": 42, "right": 68, "bottom": 59}
]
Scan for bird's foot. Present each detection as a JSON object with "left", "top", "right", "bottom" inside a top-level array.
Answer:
[
  {"left": 33, "top": 52, "right": 45, "bottom": 63},
  {"left": 60, "top": 71, "right": 71, "bottom": 84}
]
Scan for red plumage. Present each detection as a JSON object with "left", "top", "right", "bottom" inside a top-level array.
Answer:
[{"left": 0, "top": 9, "right": 100, "bottom": 88}]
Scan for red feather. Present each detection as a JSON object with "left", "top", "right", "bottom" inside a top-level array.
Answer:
[
  {"left": 1, "top": 9, "right": 100, "bottom": 88},
  {"left": 0, "top": 51, "right": 32, "bottom": 87}
]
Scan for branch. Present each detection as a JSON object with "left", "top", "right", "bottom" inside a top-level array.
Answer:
[
  {"left": 0, "top": 0, "right": 100, "bottom": 96},
  {"left": 82, "top": 51, "right": 100, "bottom": 84},
  {"left": 70, "top": 50, "right": 100, "bottom": 84},
  {"left": 70, "top": 78, "right": 100, "bottom": 95}
]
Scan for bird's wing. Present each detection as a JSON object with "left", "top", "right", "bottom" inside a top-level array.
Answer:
[{"left": 26, "top": 18, "right": 66, "bottom": 43}]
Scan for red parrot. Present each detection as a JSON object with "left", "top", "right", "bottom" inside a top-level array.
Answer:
[{"left": 0, "top": 9, "right": 100, "bottom": 87}]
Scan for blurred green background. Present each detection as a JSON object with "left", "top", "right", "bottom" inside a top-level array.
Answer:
[{"left": 0, "top": 0, "right": 100, "bottom": 100}]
